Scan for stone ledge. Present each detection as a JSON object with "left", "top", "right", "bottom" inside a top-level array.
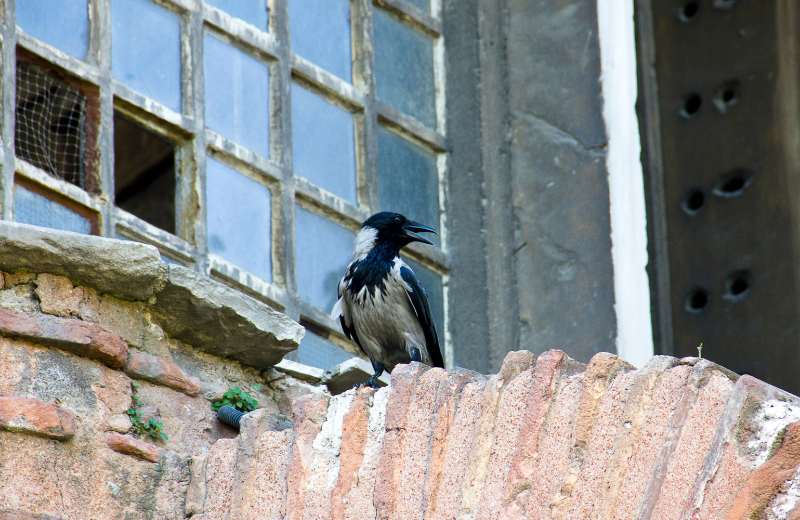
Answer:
[
  {"left": 150, "top": 265, "right": 304, "bottom": 370},
  {"left": 0, "top": 396, "right": 75, "bottom": 440},
  {"left": 274, "top": 359, "right": 325, "bottom": 383},
  {"left": 124, "top": 350, "right": 202, "bottom": 396},
  {"left": 105, "top": 432, "right": 163, "bottom": 463},
  {"left": 0, "top": 307, "right": 128, "bottom": 368},
  {"left": 321, "top": 357, "right": 392, "bottom": 395},
  {"left": 0, "top": 220, "right": 166, "bottom": 301}
]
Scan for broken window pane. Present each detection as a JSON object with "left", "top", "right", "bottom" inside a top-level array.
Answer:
[
  {"left": 291, "top": 83, "right": 356, "bottom": 204},
  {"left": 295, "top": 331, "right": 354, "bottom": 369},
  {"left": 114, "top": 114, "right": 175, "bottom": 234},
  {"left": 403, "top": 257, "right": 444, "bottom": 349},
  {"left": 204, "top": 33, "right": 270, "bottom": 158},
  {"left": 373, "top": 8, "right": 435, "bottom": 128},
  {"left": 205, "top": 0, "right": 268, "bottom": 32},
  {"left": 378, "top": 126, "right": 440, "bottom": 247},
  {"left": 206, "top": 157, "right": 272, "bottom": 281},
  {"left": 289, "top": 0, "right": 351, "bottom": 82},
  {"left": 295, "top": 206, "right": 353, "bottom": 312},
  {"left": 17, "top": 0, "right": 90, "bottom": 60},
  {"left": 15, "top": 62, "right": 86, "bottom": 189},
  {"left": 14, "top": 185, "right": 91, "bottom": 234},
  {"left": 112, "top": 0, "right": 181, "bottom": 113}
]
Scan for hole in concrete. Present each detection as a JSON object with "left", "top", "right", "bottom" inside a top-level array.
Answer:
[
  {"left": 680, "top": 1, "right": 699, "bottom": 21},
  {"left": 724, "top": 271, "right": 751, "bottom": 300},
  {"left": 682, "top": 189, "right": 705, "bottom": 214},
  {"left": 681, "top": 92, "right": 702, "bottom": 118},
  {"left": 686, "top": 288, "right": 709, "bottom": 312},
  {"left": 713, "top": 79, "right": 740, "bottom": 113},
  {"left": 713, "top": 171, "right": 751, "bottom": 198}
]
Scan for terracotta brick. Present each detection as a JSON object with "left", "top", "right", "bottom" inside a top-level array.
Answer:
[
  {"left": 204, "top": 438, "right": 239, "bottom": 519},
  {"left": 422, "top": 369, "right": 480, "bottom": 518},
  {"left": 725, "top": 420, "right": 800, "bottom": 519},
  {"left": 341, "top": 387, "right": 391, "bottom": 520},
  {"left": 285, "top": 392, "right": 331, "bottom": 520},
  {"left": 34, "top": 273, "right": 83, "bottom": 317},
  {"left": 331, "top": 387, "right": 374, "bottom": 520},
  {"left": 303, "top": 391, "right": 355, "bottom": 520},
  {"left": 105, "top": 431, "right": 164, "bottom": 463},
  {"left": 0, "top": 396, "right": 75, "bottom": 440},
  {"left": 123, "top": 350, "right": 201, "bottom": 396},
  {"left": 428, "top": 380, "right": 487, "bottom": 520},
  {"left": 501, "top": 349, "right": 574, "bottom": 515},
  {"left": 612, "top": 363, "right": 693, "bottom": 520},
  {"left": 375, "top": 362, "right": 430, "bottom": 520},
  {"left": 0, "top": 307, "right": 128, "bottom": 368},
  {"left": 249, "top": 430, "right": 295, "bottom": 519}
]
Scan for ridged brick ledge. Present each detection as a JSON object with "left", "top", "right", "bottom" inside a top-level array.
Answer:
[{"left": 189, "top": 350, "right": 800, "bottom": 520}]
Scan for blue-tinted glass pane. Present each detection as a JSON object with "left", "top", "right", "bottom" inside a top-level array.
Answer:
[
  {"left": 295, "top": 206, "right": 353, "bottom": 312},
  {"left": 403, "top": 257, "right": 444, "bottom": 349},
  {"left": 112, "top": 0, "right": 181, "bottom": 113},
  {"left": 206, "top": 157, "right": 272, "bottom": 281},
  {"left": 291, "top": 84, "right": 356, "bottom": 203},
  {"left": 297, "top": 332, "right": 354, "bottom": 370},
  {"left": 378, "top": 127, "right": 440, "bottom": 247},
  {"left": 17, "top": 0, "right": 89, "bottom": 60},
  {"left": 289, "top": 0, "right": 351, "bottom": 82},
  {"left": 404, "top": 0, "right": 430, "bottom": 13},
  {"left": 205, "top": 0, "right": 268, "bottom": 31},
  {"left": 373, "top": 8, "right": 435, "bottom": 127},
  {"left": 204, "top": 34, "right": 270, "bottom": 158},
  {"left": 14, "top": 186, "right": 91, "bottom": 234}
]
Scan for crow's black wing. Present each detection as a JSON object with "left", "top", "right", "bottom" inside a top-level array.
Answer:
[{"left": 400, "top": 266, "right": 443, "bottom": 368}]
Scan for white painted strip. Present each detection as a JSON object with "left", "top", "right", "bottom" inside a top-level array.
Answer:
[{"left": 597, "top": 0, "right": 654, "bottom": 367}]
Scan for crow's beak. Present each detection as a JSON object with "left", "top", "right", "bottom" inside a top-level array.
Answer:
[{"left": 403, "top": 220, "right": 438, "bottom": 246}]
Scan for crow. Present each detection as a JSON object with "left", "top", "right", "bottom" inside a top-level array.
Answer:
[{"left": 331, "top": 212, "right": 444, "bottom": 388}]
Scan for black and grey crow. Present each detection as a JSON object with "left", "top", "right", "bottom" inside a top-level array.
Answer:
[{"left": 331, "top": 212, "right": 444, "bottom": 388}]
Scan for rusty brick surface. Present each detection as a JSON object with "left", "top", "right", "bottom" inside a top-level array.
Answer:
[
  {"left": 124, "top": 349, "right": 201, "bottom": 396},
  {"left": 105, "top": 431, "right": 163, "bottom": 463},
  {"left": 0, "top": 307, "right": 128, "bottom": 368},
  {"left": 0, "top": 396, "right": 75, "bottom": 440}
]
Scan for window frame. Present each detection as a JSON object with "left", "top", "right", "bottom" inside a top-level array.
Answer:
[{"left": 2, "top": 0, "right": 451, "bottom": 368}]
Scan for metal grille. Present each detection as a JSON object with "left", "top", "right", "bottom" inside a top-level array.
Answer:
[{"left": 15, "top": 62, "right": 86, "bottom": 188}]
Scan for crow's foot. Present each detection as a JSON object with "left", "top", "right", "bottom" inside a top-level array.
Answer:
[{"left": 353, "top": 376, "right": 381, "bottom": 389}]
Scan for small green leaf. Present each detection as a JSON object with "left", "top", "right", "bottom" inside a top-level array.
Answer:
[
  {"left": 131, "top": 381, "right": 140, "bottom": 388},
  {"left": 160, "top": 432, "right": 168, "bottom": 440},
  {"left": 251, "top": 383, "right": 261, "bottom": 391}
]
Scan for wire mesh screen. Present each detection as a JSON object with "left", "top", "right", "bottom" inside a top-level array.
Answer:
[{"left": 15, "top": 62, "right": 86, "bottom": 188}]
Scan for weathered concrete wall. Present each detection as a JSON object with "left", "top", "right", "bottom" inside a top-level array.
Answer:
[{"left": 444, "top": 0, "right": 617, "bottom": 373}]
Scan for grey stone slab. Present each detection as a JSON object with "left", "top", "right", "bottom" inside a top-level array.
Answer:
[
  {"left": 321, "top": 357, "right": 391, "bottom": 395},
  {"left": 0, "top": 220, "right": 167, "bottom": 300},
  {"left": 274, "top": 359, "right": 325, "bottom": 384},
  {"left": 150, "top": 265, "right": 304, "bottom": 369}
]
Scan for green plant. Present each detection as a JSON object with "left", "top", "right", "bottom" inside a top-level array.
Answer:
[
  {"left": 211, "top": 384, "right": 260, "bottom": 413},
  {"left": 698, "top": 342, "right": 703, "bottom": 359},
  {"left": 127, "top": 381, "right": 168, "bottom": 441}
]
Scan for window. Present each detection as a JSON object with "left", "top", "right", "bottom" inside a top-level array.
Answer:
[{"left": 6, "top": 0, "right": 449, "bottom": 371}]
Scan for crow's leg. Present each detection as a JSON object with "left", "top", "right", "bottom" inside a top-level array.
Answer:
[
  {"left": 354, "top": 360, "right": 385, "bottom": 389},
  {"left": 409, "top": 347, "right": 422, "bottom": 363}
]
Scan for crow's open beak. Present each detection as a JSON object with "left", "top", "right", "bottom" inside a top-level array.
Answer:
[{"left": 402, "top": 220, "right": 438, "bottom": 246}]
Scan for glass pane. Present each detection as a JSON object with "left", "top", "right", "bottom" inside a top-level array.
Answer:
[
  {"left": 295, "top": 206, "right": 354, "bottom": 312},
  {"left": 403, "top": 257, "right": 444, "bottom": 349},
  {"left": 378, "top": 127, "right": 440, "bottom": 247},
  {"left": 289, "top": 0, "right": 351, "bottom": 82},
  {"left": 112, "top": 0, "right": 182, "bottom": 113},
  {"left": 296, "top": 332, "right": 354, "bottom": 370},
  {"left": 17, "top": 0, "right": 89, "bottom": 60},
  {"left": 404, "top": 0, "right": 430, "bottom": 13},
  {"left": 206, "top": 157, "right": 272, "bottom": 281},
  {"left": 204, "top": 34, "right": 270, "bottom": 158},
  {"left": 14, "top": 186, "right": 91, "bottom": 234},
  {"left": 291, "top": 84, "right": 356, "bottom": 203},
  {"left": 205, "top": 0, "right": 268, "bottom": 31},
  {"left": 373, "top": 8, "right": 435, "bottom": 128}
]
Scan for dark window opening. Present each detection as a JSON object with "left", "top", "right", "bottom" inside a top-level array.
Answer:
[
  {"left": 15, "top": 61, "right": 86, "bottom": 188},
  {"left": 114, "top": 113, "right": 176, "bottom": 234}
]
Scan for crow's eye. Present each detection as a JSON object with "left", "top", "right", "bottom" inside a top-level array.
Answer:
[{"left": 394, "top": 216, "right": 402, "bottom": 224}]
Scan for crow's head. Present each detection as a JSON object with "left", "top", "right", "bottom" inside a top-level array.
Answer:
[{"left": 359, "top": 212, "right": 437, "bottom": 254}]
